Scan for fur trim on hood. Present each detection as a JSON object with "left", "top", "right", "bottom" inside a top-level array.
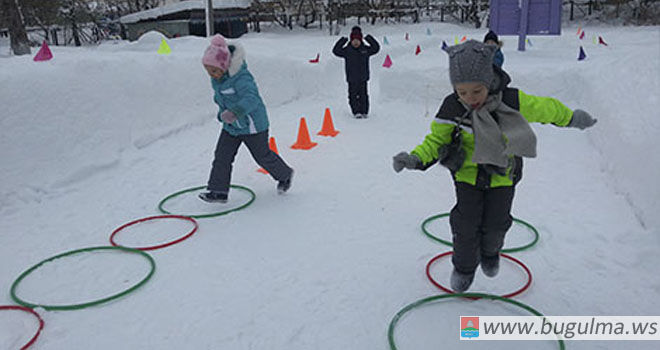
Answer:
[{"left": 226, "top": 43, "right": 246, "bottom": 77}]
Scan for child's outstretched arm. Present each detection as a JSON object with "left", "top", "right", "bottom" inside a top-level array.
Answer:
[
  {"left": 332, "top": 37, "right": 348, "bottom": 57},
  {"left": 393, "top": 120, "right": 454, "bottom": 172},
  {"left": 518, "top": 90, "right": 597, "bottom": 129},
  {"left": 412, "top": 122, "right": 453, "bottom": 166},
  {"left": 518, "top": 90, "right": 572, "bottom": 126},
  {"left": 411, "top": 120, "right": 455, "bottom": 165}
]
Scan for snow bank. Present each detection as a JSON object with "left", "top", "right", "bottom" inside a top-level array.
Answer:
[
  {"left": 1, "top": 22, "right": 659, "bottom": 350},
  {"left": 1, "top": 25, "right": 658, "bottom": 228}
]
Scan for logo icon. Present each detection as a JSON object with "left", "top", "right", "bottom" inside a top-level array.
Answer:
[{"left": 460, "top": 316, "right": 479, "bottom": 339}]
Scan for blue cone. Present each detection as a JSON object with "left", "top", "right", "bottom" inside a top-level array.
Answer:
[{"left": 578, "top": 46, "right": 587, "bottom": 61}]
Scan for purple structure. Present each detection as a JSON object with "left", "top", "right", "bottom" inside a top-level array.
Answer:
[{"left": 490, "top": 0, "right": 562, "bottom": 51}]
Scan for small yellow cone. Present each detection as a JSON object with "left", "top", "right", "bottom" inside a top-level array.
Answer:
[{"left": 157, "top": 39, "right": 171, "bottom": 55}]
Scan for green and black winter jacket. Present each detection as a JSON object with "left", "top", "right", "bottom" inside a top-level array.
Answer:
[{"left": 411, "top": 67, "right": 574, "bottom": 188}]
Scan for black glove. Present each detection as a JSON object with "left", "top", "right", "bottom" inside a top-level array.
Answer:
[{"left": 437, "top": 130, "right": 466, "bottom": 173}]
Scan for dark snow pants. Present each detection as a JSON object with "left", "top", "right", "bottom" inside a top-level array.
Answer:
[
  {"left": 450, "top": 182, "right": 515, "bottom": 274},
  {"left": 207, "top": 129, "right": 292, "bottom": 194},
  {"left": 348, "top": 81, "right": 369, "bottom": 115}
]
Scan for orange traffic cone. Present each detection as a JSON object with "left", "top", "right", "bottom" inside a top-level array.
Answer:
[
  {"left": 291, "top": 117, "right": 318, "bottom": 150},
  {"left": 257, "top": 137, "right": 280, "bottom": 173},
  {"left": 318, "top": 108, "right": 339, "bottom": 137}
]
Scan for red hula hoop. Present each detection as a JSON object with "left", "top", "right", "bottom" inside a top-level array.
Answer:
[
  {"left": 110, "top": 215, "right": 199, "bottom": 251},
  {"left": 425, "top": 251, "right": 532, "bottom": 300},
  {"left": 0, "top": 305, "right": 45, "bottom": 349}
]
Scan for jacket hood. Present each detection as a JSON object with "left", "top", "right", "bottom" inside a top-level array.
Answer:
[
  {"left": 490, "top": 65, "right": 511, "bottom": 94},
  {"left": 226, "top": 43, "right": 246, "bottom": 77}
]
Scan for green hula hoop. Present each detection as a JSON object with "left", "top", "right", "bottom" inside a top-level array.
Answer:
[
  {"left": 388, "top": 293, "right": 565, "bottom": 350},
  {"left": 158, "top": 184, "right": 256, "bottom": 219},
  {"left": 10, "top": 246, "right": 155, "bottom": 311},
  {"left": 421, "top": 213, "right": 539, "bottom": 253}
]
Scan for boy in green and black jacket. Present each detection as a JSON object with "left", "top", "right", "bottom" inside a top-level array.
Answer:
[{"left": 392, "top": 40, "right": 597, "bottom": 292}]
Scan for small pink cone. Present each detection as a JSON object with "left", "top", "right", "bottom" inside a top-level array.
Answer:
[
  {"left": 382, "top": 54, "right": 392, "bottom": 68},
  {"left": 33, "top": 41, "right": 53, "bottom": 62}
]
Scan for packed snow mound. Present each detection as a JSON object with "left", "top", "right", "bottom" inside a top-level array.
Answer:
[
  {"left": 137, "top": 30, "right": 167, "bottom": 44},
  {"left": 1, "top": 24, "right": 658, "bottom": 229},
  {"left": 117, "top": 30, "right": 170, "bottom": 52}
]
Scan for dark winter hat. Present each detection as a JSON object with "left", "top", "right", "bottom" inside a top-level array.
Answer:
[
  {"left": 484, "top": 30, "right": 499, "bottom": 43},
  {"left": 446, "top": 40, "right": 497, "bottom": 87},
  {"left": 350, "top": 26, "right": 363, "bottom": 41}
]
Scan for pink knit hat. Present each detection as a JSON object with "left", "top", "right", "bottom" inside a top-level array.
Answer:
[{"left": 202, "top": 34, "right": 230, "bottom": 71}]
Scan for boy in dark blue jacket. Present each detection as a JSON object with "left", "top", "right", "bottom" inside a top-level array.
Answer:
[
  {"left": 484, "top": 30, "right": 504, "bottom": 68},
  {"left": 332, "top": 26, "right": 380, "bottom": 118}
]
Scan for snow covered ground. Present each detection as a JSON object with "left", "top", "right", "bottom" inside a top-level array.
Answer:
[{"left": 1, "top": 21, "right": 659, "bottom": 349}]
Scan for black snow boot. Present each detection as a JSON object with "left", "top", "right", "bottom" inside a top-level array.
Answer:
[
  {"left": 198, "top": 191, "right": 228, "bottom": 203},
  {"left": 277, "top": 170, "right": 294, "bottom": 194}
]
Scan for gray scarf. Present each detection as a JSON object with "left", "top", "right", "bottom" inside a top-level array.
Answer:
[{"left": 468, "top": 92, "right": 537, "bottom": 168}]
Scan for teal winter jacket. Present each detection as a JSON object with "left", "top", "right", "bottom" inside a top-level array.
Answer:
[{"left": 210, "top": 44, "right": 269, "bottom": 136}]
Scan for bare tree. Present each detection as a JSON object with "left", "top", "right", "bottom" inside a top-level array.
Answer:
[
  {"left": 625, "top": 0, "right": 659, "bottom": 24},
  {"left": 58, "top": 0, "right": 89, "bottom": 46},
  {"left": 103, "top": 0, "right": 162, "bottom": 16},
  {"left": 1, "top": 0, "right": 31, "bottom": 55},
  {"left": 21, "top": 0, "right": 62, "bottom": 42}
]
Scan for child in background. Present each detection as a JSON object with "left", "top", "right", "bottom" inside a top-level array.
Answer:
[
  {"left": 332, "top": 26, "right": 380, "bottom": 118},
  {"left": 392, "top": 40, "right": 596, "bottom": 292},
  {"left": 484, "top": 30, "right": 504, "bottom": 68},
  {"left": 200, "top": 35, "right": 294, "bottom": 203}
]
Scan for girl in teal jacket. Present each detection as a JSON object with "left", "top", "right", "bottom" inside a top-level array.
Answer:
[
  {"left": 392, "top": 40, "right": 597, "bottom": 292},
  {"left": 200, "top": 35, "right": 293, "bottom": 202}
]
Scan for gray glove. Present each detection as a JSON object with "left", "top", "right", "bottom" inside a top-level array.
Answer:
[
  {"left": 568, "top": 109, "right": 597, "bottom": 129},
  {"left": 392, "top": 152, "right": 421, "bottom": 173}
]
